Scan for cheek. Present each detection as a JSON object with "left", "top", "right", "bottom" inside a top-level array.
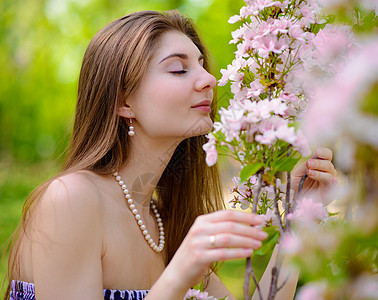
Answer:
[
  {"left": 145, "top": 79, "right": 191, "bottom": 113},
  {"left": 155, "top": 78, "right": 191, "bottom": 100},
  {"left": 133, "top": 78, "right": 210, "bottom": 137}
]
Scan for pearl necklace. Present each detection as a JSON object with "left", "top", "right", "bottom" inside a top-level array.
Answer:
[{"left": 114, "top": 172, "right": 165, "bottom": 253}]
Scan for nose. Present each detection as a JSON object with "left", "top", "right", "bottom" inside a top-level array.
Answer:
[{"left": 194, "top": 68, "right": 217, "bottom": 92}]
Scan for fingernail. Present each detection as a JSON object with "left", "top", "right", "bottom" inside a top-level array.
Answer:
[{"left": 332, "top": 177, "right": 338, "bottom": 184}]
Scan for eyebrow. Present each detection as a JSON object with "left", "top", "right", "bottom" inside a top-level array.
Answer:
[{"left": 159, "top": 53, "right": 205, "bottom": 64}]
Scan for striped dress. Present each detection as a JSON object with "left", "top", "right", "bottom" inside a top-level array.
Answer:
[{"left": 10, "top": 280, "right": 149, "bottom": 300}]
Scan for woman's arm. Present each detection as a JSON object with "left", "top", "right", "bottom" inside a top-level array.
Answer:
[
  {"left": 145, "top": 210, "right": 268, "bottom": 300},
  {"left": 30, "top": 173, "right": 105, "bottom": 300}
]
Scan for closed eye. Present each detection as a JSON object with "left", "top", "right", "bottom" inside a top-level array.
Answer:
[{"left": 170, "top": 70, "right": 187, "bottom": 75}]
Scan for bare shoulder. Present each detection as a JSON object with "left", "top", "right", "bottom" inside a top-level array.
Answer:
[
  {"left": 24, "top": 171, "right": 106, "bottom": 298},
  {"left": 40, "top": 171, "right": 103, "bottom": 211},
  {"left": 32, "top": 171, "right": 107, "bottom": 235}
]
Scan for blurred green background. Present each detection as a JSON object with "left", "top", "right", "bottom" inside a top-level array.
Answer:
[{"left": 0, "top": 0, "right": 252, "bottom": 298}]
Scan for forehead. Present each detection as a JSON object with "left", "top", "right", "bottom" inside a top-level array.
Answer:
[{"left": 151, "top": 31, "right": 202, "bottom": 61}]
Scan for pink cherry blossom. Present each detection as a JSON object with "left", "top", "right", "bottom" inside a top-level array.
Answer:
[
  {"left": 296, "top": 282, "right": 326, "bottom": 300},
  {"left": 289, "top": 197, "right": 328, "bottom": 224},
  {"left": 292, "top": 130, "right": 311, "bottom": 157},
  {"left": 273, "top": 36, "right": 289, "bottom": 54},
  {"left": 304, "top": 39, "right": 378, "bottom": 148},
  {"left": 219, "top": 105, "right": 245, "bottom": 142},
  {"left": 256, "top": 129, "right": 277, "bottom": 145},
  {"left": 184, "top": 288, "right": 221, "bottom": 300},
  {"left": 230, "top": 177, "right": 252, "bottom": 210},
  {"left": 247, "top": 79, "right": 265, "bottom": 97},
  {"left": 239, "top": 5, "right": 255, "bottom": 18},
  {"left": 261, "top": 208, "right": 282, "bottom": 227},
  {"left": 280, "top": 92, "right": 298, "bottom": 103},
  {"left": 269, "top": 98, "right": 288, "bottom": 115},
  {"left": 252, "top": 35, "right": 276, "bottom": 58},
  {"left": 218, "top": 57, "right": 246, "bottom": 86},
  {"left": 275, "top": 125, "right": 296, "bottom": 144},
  {"left": 312, "top": 25, "right": 355, "bottom": 60},
  {"left": 288, "top": 25, "right": 305, "bottom": 41},
  {"left": 228, "top": 15, "right": 241, "bottom": 24},
  {"left": 203, "top": 134, "right": 218, "bottom": 167},
  {"left": 271, "top": 18, "right": 291, "bottom": 35},
  {"left": 230, "top": 26, "right": 251, "bottom": 44},
  {"left": 231, "top": 81, "right": 248, "bottom": 101},
  {"left": 247, "top": 0, "right": 282, "bottom": 15},
  {"left": 280, "top": 232, "right": 302, "bottom": 255}
]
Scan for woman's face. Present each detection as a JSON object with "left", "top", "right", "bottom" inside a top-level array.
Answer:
[{"left": 125, "top": 30, "right": 216, "bottom": 141}]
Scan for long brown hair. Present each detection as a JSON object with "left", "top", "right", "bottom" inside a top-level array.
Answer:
[{"left": 3, "top": 10, "right": 223, "bottom": 298}]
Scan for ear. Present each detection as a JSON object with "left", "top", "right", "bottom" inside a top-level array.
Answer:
[{"left": 117, "top": 103, "right": 135, "bottom": 119}]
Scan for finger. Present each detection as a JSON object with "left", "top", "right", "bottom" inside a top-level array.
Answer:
[
  {"left": 205, "top": 210, "right": 264, "bottom": 226},
  {"left": 208, "top": 222, "right": 268, "bottom": 241},
  {"left": 307, "top": 169, "right": 334, "bottom": 185},
  {"left": 294, "top": 161, "right": 307, "bottom": 173},
  {"left": 313, "top": 148, "right": 333, "bottom": 161},
  {"left": 306, "top": 159, "right": 337, "bottom": 177},
  {"left": 207, "top": 233, "right": 263, "bottom": 249}
]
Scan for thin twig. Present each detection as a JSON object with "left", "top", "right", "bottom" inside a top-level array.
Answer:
[
  {"left": 276, "top": 275, "right": 290, "bottom": 292},
  {"left": 267, "top": 86, "right": 273, "bottom": 100},
  {"left": 267, "top": 266, "right": 280, "bottom": 300},
  {"left": 273, "top": 183, "right": 284, "bottom": 232},
  {"left": 245, "top": 171, "right": 264, "bottom": 300},
  {"left": 292, "top": 173, "right": 307, "bottom": 212},
  {"left": 267, "top": 239, "right": 286, "bottom": 300},
  {"left": 246, "top": 256, "right": 263, "bottom": 300},
  {"left": 252, "top": 171, "right": 263, "bottom": 214},
  {"left": 285, "top": 171, "right": 291, "bottom": 230},
  {"left": 244, "top": 257, "right": 252, "bottom": 300}
]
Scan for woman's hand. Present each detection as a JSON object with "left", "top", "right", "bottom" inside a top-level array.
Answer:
[
  {"left": 291, "top": 147, "right": 337, "bottom": 203},
  {"left": 163, "top": 210, "right": 267, "bottom": 292}
]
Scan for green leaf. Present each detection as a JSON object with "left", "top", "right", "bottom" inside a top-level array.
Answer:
[
  {"left": 240, "top": 162, "right": 264, "bottom": 183},
  {"left": 254, "top": 227, "right": 280, "bottom": 256},
  {"left": 274, "top": 153, "right": 301, "bottom": 172}
]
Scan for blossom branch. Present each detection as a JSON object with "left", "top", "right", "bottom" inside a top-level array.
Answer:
[
  {"left": 267, "top": 265, "right": 281, "bottom": 300},
  {"left": 273, "top": 183, "right": 284, "bottom": 232},
  {"left": 292, "top": 173, "right": 307, "bottom": 212},
  {"left": 202, "top": 0, "right": 335, "bottom": 298},
  {"left": 244, "top": 256, "right": 263, "bottom": 300},
  {"left": 252, "top": 171, "right": 263, "bottom": 214},
  {"left": 244, "top": 170, "right": 264, "bottom": 300},
  {"left": 284, "top": 171, "right": 292, "bottom": 230}
]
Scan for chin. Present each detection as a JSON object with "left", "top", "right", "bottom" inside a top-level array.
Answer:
[{"left": 185, "top": 116, "right": 213, "bottom": 137}]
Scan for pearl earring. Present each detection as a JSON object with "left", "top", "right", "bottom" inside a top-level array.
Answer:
[{"left": 128, "top": 119, "right": 135, "bottom": 136}]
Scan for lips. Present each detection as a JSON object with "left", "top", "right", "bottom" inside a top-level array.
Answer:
[{"left": 191, "top": 100, "right": 212, "bottom": 112}]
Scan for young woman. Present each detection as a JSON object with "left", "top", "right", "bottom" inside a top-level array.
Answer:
[{"left": 5, "top": 10, "right": 337, "bottom": 300}]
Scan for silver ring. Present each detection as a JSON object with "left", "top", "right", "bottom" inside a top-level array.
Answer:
[{"left": 209, "top": 235, "right": 216, "bottom": 248}]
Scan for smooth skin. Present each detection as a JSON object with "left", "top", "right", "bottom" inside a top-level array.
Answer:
[{"left": 16, "top": 31, "right": 337, "bottom": 300}]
